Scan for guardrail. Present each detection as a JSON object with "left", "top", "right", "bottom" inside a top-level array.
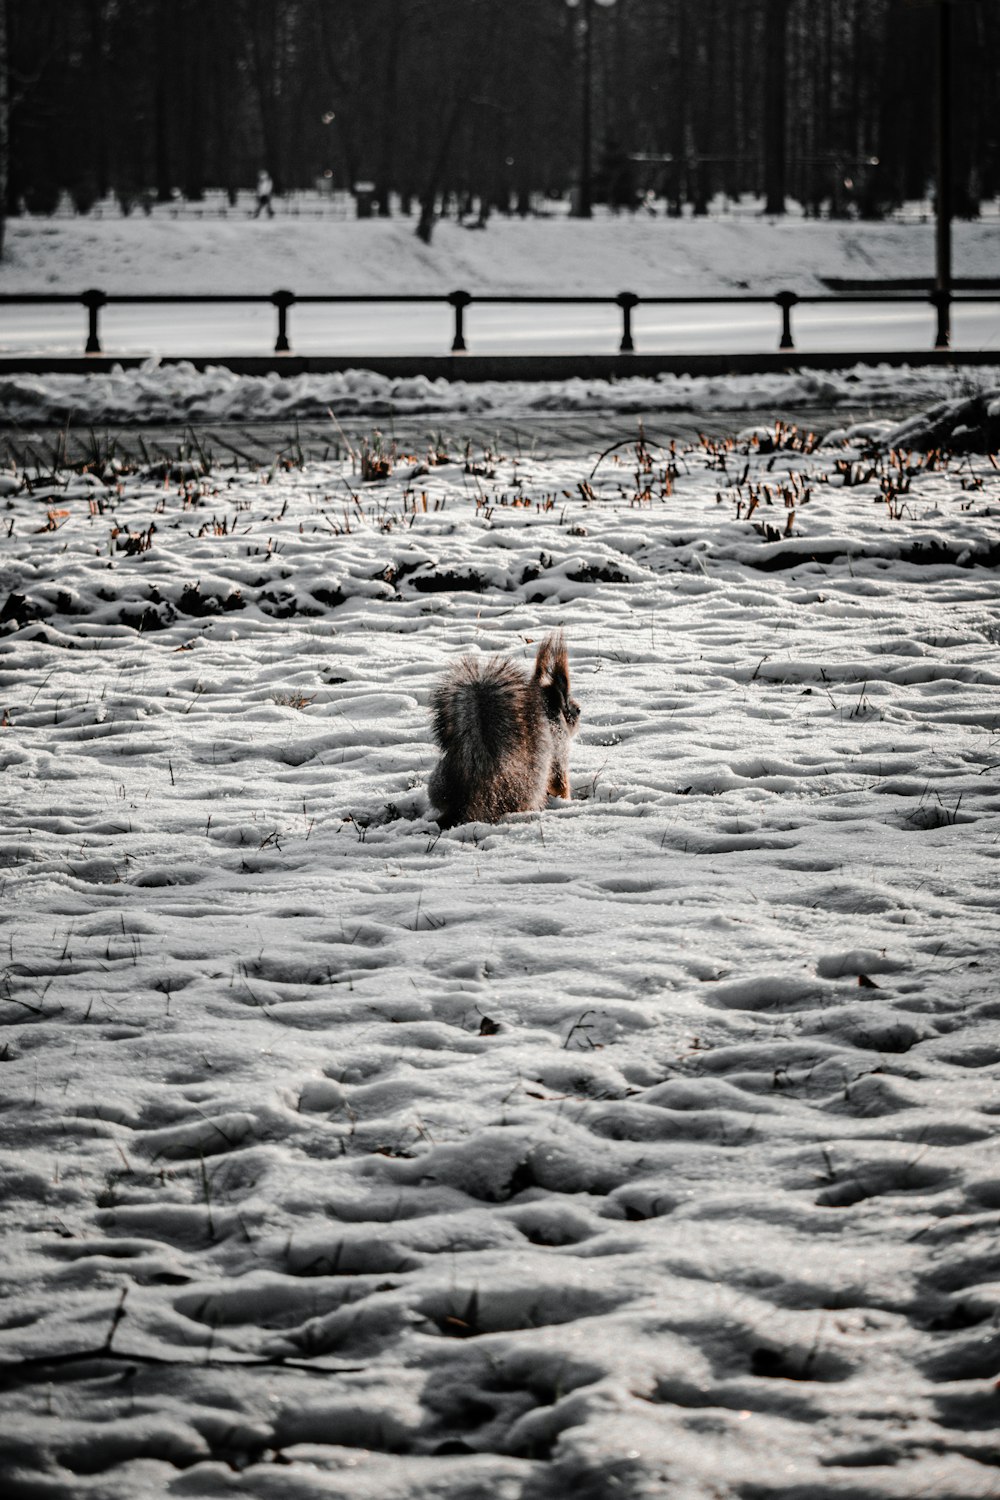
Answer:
[{"left": 0, "top": 286, "right": 990, "bottom": 355}]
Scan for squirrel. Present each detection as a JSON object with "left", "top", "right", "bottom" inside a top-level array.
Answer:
[{"left": 428, "top": 632, "right": 580, "bottom": 828}]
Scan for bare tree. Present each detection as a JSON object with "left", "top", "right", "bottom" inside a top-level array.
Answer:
[{"left": 0, "top": 0, "right": 996, "bottom": 230}]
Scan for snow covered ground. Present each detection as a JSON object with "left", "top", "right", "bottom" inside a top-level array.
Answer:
[
  {"left": 5, "top": 213, "right": 999, "bottom": 297},
  {"left": 2, "top": 405, "right": 999, "bottom": 1498},
  {"left": 2, "top": 213, "right": 999, "bottom": 356}
]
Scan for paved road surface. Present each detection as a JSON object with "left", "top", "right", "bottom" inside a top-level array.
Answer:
[{"left": 2, "top": 300, "right": 997, "bottom": 359}]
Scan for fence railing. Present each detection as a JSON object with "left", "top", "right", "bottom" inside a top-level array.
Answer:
[{"left": 0, "top": 286, "right": 991, "bottom": 356}]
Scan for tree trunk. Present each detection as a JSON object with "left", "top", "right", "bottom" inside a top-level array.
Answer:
[
  {"left": 154, "top": 1, "right": 173, "bottom": 201},
  {"left": 666, "top": 0, "right": 685, "bottom": 216},
  {"left": 0, "top": 0, "right": 7, "bottom": 258},
  {"left": 86, "top": 0, "right": 109, "bottom": 198},
  {"left": 376, "top": 1, "right": 402, "bottom": 216},
  {"left": 248, "top": 0, "right": 281, "bottom": 190},
  {"left": 183, "top": 2, "right": 206, "bottom": 201},
  {"left": 317, "top": 2, "right": 362, "bottom": 191},
  {"left": 763, "top": 0, "right": 789, "bottom": 214},
  {"left": 416, "top": 96, "right": 467, "bottom": 244},
  {"left": 206, "top": 0, "right": 239, "bottom": 206}
]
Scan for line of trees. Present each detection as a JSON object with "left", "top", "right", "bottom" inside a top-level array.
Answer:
[{"left": 1, "top": 0, "right": 998, "bottom": 242}]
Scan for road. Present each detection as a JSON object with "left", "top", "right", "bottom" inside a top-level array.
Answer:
[{"left": 2, "top": 300, "right": 998, "bottom": 359}]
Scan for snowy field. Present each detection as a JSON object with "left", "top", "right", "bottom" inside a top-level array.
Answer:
[
  {"left": 2, "top": 399, "right": 1000, "bottom": 1499},
  {"left": 5, "top": 213, "right": 1000, "bottom": 297},
  {"left": 2, "top": 213, "right": 999, "bottom": 356}
]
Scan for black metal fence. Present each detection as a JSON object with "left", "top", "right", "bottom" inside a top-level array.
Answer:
[{"left": 0, "top": 285, "right": 991, "bottom": 356}]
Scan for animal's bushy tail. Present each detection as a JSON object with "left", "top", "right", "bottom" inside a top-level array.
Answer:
[{"left": 431, "top": 655, "right": 524, "bottom": 767}]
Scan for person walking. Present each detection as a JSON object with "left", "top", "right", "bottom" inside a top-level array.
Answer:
[{"left": 253, "top": 169, "right": 274, "bottom": 218}]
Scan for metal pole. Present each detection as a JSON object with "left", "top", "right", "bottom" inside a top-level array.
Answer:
[
  {"left": 83, "top": 289, "right": 106, "bottom": 354},
  {"left": 934, "top": 0, "right": 952, "bottom": 349},
  {"left": 617, "top": 292, "right": 638, "bottom": 352},
  {"left": 449, "top": 290, "right": 471, "bottom": 352},
  {"left": 273, "top": 290, "right": 294, "bottom": 353},
  {"left": 775, "top": 290, "right": 797, "bottom": 350}
]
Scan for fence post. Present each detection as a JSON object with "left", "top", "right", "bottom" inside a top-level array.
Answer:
[
  {"left": 775, "top": 290, "right": 798, "bottom": 351},
  {"left": 617, "top": 292, "right": 639, "bottom": 353},
  {"left": 448, "top": 290, "right": 471, "bottom": 352},
  {"left": 930, "top": 287, "right": 951, "bottom": 350},
  {"left": 82, "top": 289, "right": 107, "bottom": 354},
  {"left": 272, "top": 290, "right": 295, "bottom": 353}
]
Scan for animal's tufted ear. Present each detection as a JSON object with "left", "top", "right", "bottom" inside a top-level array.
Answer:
[
  {"left": 533, "top": 631, "right": 569, "bottom": 690},
  {"left": 530, "top": 627, "right": 563, "bottom": 687},
  {"left": 535, "top": 632, "right": 577, "bottom": 724}
]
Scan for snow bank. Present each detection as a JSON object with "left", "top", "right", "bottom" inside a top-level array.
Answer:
[{"left": 0, "top": 359, "right": 991, "bottom": 425}]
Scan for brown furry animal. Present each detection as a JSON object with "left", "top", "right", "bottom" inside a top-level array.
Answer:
[{"left": 428, "top": 632, "right": 580, "bottom": 828}]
